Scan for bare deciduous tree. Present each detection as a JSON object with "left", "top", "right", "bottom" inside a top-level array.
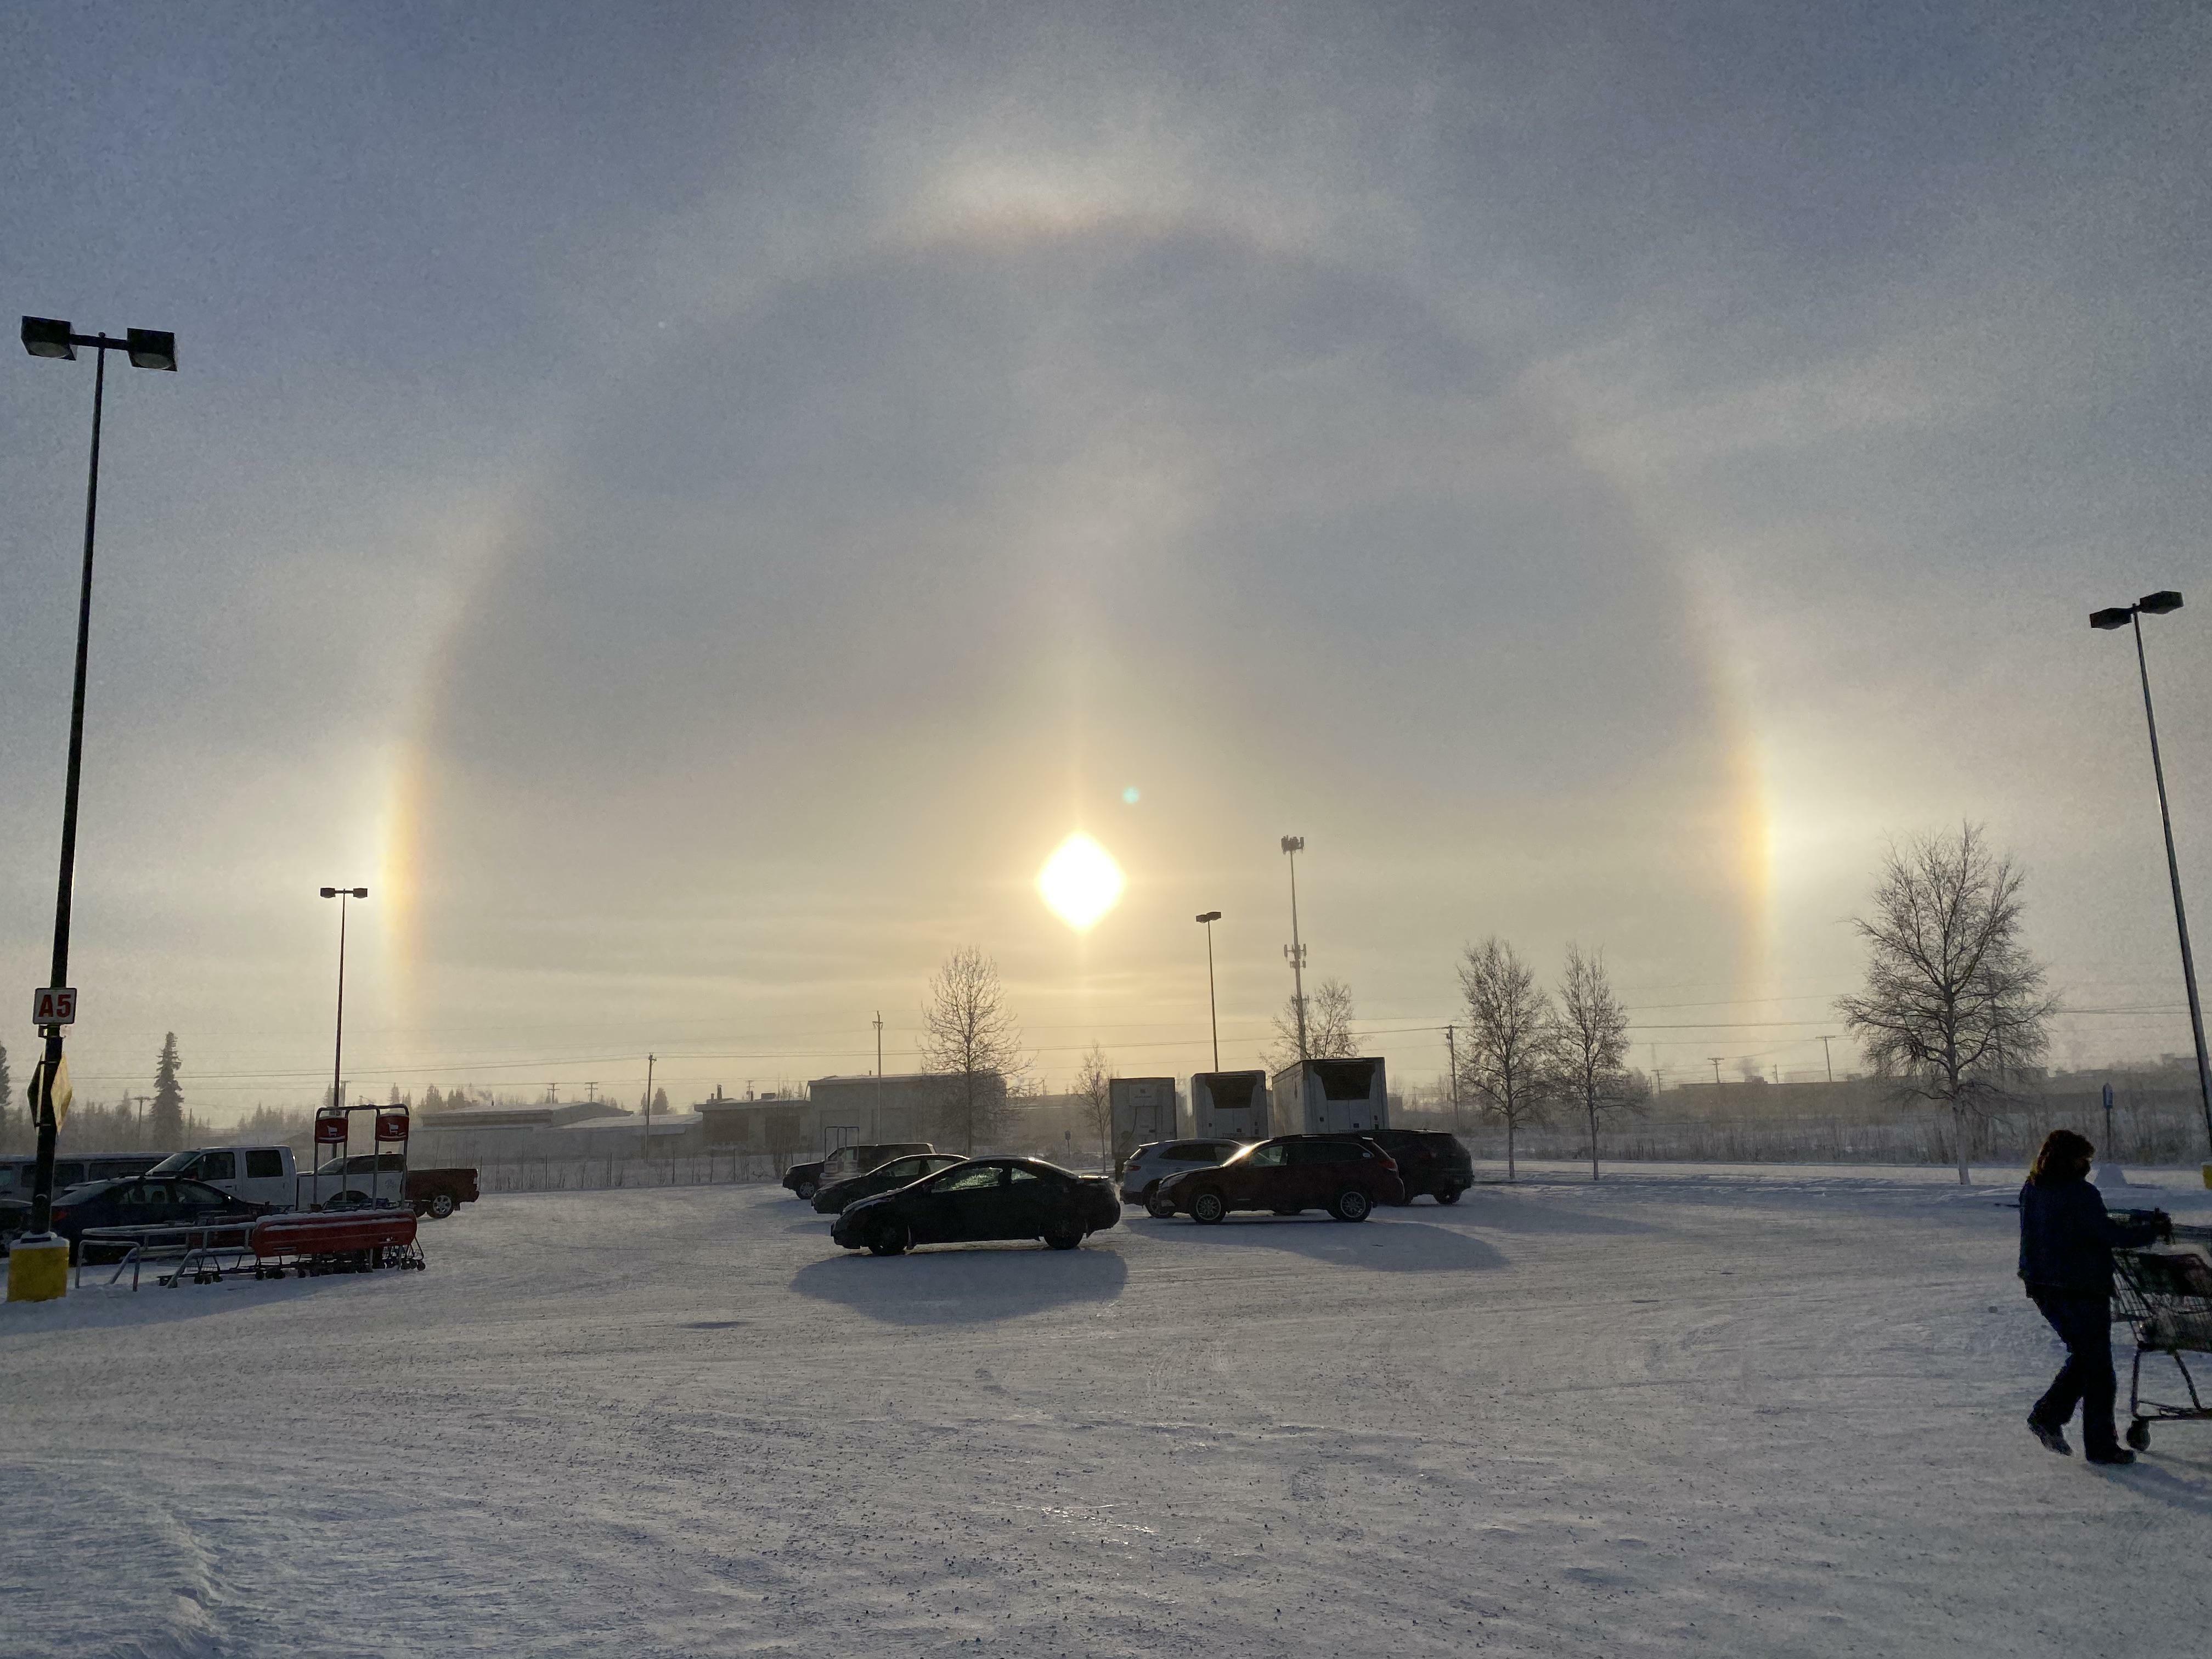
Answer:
[
  {"left": 1836, "top": 824, "right": 2057, "bottom": 1186},
  {"left": 1074, "top": 1043, "right": 1114, "bottom": 1173},
  {"left": 1267, "top": 978, "right": 1359, "bottom": 1069},
  {"left": 1458, "top": 939, "right": 1556, "bottom": 1181},
  {"left": 921, "top": 946, "right": 1024, "bottom": 1153},
  {"left": 1554, "top": 944, "right": 1645, "bottom": 1181}
]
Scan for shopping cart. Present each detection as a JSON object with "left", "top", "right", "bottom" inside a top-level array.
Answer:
[{"left": 2112, "top": 1218, "right": 2212, "bottom": 1452}]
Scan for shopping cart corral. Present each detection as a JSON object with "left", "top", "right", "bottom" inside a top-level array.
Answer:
[
  {"left": 2112, "top": 1217, "right": 2212, "bottom": 1452},
  {"left": 74, "top": 1206, "right": 425, "bottom": 1290}
]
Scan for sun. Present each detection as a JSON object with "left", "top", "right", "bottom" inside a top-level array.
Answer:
[{"left": 1036, "top": 833, "right": 1126, "bottom": 931}]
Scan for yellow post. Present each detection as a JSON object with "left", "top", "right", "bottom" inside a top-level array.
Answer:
[
  {"left": 2203, "top": 1163, "right": 2211, "bottom": 1190},
  {"left": 6, "top": 1235, "right": 70, "bottom": 1302}
]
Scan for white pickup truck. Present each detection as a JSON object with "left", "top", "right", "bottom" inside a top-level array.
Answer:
[{"left": 148, "top": 1145, "right": 481, "bottom": 1220}]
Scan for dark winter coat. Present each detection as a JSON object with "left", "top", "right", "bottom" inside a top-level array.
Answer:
[{"left": 2017, "top": 1174, "right": 2159, "bottom": 1297}]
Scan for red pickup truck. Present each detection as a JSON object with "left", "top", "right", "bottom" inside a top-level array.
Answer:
[{"left": 314, "top": 1153, "right": 480, "bottom": 1219}]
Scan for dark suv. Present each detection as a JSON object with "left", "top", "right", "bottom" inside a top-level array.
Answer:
[
  {"left": 1155, "top": 1135, "right": 1404, "bottom": 1224},
  {"left": 1318, "top": 1129, "right": 1471, "bottom": 1204}
]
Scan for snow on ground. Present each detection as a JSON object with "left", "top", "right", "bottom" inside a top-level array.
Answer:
[{"left": 5, "top": 1164, "right": 2212, "bottom": 1658}]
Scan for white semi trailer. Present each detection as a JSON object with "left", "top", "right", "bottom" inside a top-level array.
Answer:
[
  {"left": 1189, "top": 1070, "right": 1271, "bottom": 1140},
  {"left": 1109, "top": 1077, "right": 1180, "bottom": 1164},
  {"left": 1269, "top": 1057, "right": 1389, "bottom": 1135}
]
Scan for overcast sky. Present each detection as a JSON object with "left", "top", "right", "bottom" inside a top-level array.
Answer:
[{"left": 3, "top": 1, "right": 2208, "bottom": 1121}]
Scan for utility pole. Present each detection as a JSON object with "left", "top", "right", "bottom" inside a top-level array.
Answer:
[
  {"left": 585, "top": 1081, "right": 597, "bottom": 1104},
  {"left": 1709, "top": 1057, "right": 1723, "bottom": 1088},
  {"left": 643, "top": 1053, "right": 655, "bottom": 1155},
  {"left": 1818, "top": 1035, "right": 1836, "bottom": 1084},
  {"left": 132, "top": 1093, "right": 150, "bottom": 1141},
  {"left": 1444, "top": 1024, "right": 1462, "bottom": 1132},
  {"left": 1281, "top": 836, "right": 1308, "bottom": 1062}
]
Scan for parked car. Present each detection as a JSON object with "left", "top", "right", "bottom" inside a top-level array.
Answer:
[
  {"left": 0, "top": 1153, "right": 166, "bottom": 1197},
  {"left": 312, "top": 1153, "right": 480, "bottom": 1219},
  {"left": 1316, "top": 1129, "right": 1471, "bottom": 1204},
  {"left": 47, "top": 1176, "right": 268, "bottom": 1262},
  {"left": 0, "top": 1196, "right": 30, "bottom": 1250},
  {"left": 831, "top": 1158, "right": 1120, "bottom": 1255},
  {"left": 1154, "top": 1135, "right": 1403, "bottom": 1223},
  {"left": 813, "top": 1152, "right": 966, "bottom": 1214},
  {"left": 1119, "top": 1139, "right": 1249, "bottom": 1216},
  {"left": 786, "top": 1142, "right": 934, "bottom": 1202}
]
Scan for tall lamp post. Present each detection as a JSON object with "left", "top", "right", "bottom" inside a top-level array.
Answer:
[
  {"left": 320, "top": 887, "right": 369, "bottom": 1123},
  {"left": 1280, "top": 837, "right": 1308, "bottom": 1062},
  {"left": 2091, "top": 590, "right": 2212, "bottom": 1156},
  {"left": 1195, "top": 912, "right": 1222, "bottom": 1070},
  {"left": 11, "top": 318, "right": 176, "bottom": 1289}
]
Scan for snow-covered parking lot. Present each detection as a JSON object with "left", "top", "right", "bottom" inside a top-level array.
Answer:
[{"left": 6, "top": 1164, "right": 2211, "bottom": 1658}]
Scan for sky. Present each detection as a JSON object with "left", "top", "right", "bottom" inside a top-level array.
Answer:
[{"left": 2, "top": 1, "right": 2209, "bottom": 1122}]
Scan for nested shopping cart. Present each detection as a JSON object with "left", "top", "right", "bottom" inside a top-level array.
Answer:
[{"left": 2112, "top": 1220, "right": 2212, "bottom": 1451}]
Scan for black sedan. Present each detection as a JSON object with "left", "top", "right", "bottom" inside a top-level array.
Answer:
[
  {"left": 47, "top": 1176, "right": 267, "bottom": 1261},
  {"left": 813, "top": 1152, "right": 967, "bottom": 1214},
  {"left": 831, "top": 1158, "right": 1120, "bottom": 1255}
]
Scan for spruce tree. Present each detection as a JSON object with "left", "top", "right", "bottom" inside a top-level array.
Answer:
[{"left": 150, "top": 1032, "right": 185, "bottom": 1148}]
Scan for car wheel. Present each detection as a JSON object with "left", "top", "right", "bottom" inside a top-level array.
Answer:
[
  {"left": 1434, "top": 1186, "right": 1464, "bottom": 1205},
  {"left": 1045, "top": 1229, "right": 1082, "bottom": 1250},
  {"left": 1146, "top": 1191, "right": 1178, "bottom": 1219},
  {"left": 1330, "top": 1188, "right": 1372, "bottom": 1222},
  {"left": 425, "top": 1192, "right": 457, "bottom": 1220},
  {"left": 868, "top": 1218, "right": 910, "bottom": 1256},
  {"left": 794, "top": 1178, "right": 818, "bottom": 1201},
  {"left": 1190, "top": 1189, "right": 1227, "bottom": 1225}
]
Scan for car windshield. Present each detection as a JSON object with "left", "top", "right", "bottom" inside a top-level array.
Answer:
[{"left": 146, "top": 1152, "right": 196, "bottom": 1176}]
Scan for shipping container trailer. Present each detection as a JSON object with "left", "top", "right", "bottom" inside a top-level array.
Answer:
[
  {"left": 1109, "top": 1077, "right": 1181, "bottom": 1164},
  {"left": 1268, "top": 1057, "right": 1389, "bottom": 1136},
  {"left": 1189, "top": 1070, "right": 1271, "bottom": 1141}
]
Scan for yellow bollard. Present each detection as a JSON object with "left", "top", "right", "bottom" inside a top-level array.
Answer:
[
  {"left": 2203, "top": 1163, "right": 2212, "bottom": 1191},
  {"left": 5, "top": 1235, "right": 70, "bottom": 1302}
]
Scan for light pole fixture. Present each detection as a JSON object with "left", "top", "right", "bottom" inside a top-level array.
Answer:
[
  {"left": 320, "top": 887, "right": 369, "bottom": 1127},
  {"left": 1280, "top": 837, "right": 1308, "bottom": 1063},
  {"left": 2091, "top": 589, "right": 2212, "bottom": 1155},
  {"left": 13, "top": 316, "right": 176, "bottom": 1269},
  {"left": 1195, "top": 912, "right": 1222, "bottom": 1071}
]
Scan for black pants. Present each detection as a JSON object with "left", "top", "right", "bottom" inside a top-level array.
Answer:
[{"left": 2029, "top": 1289, "right": 2119, "bottom": 1455}]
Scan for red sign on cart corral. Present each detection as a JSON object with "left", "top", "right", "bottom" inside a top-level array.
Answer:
[
  {"left": 314, "top": 1109, "right": 348, "bottom": 1144},
  {"left": 375, "top": 1109, "right": 409, "bottom": 1142}
]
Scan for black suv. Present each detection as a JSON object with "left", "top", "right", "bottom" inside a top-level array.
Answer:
[{"left": 1316, "top": 1129, "right": 1471, "bottom": 1204}]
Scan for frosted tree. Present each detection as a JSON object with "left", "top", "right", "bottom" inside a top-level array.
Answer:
[
  {"left": 1458, "top": 939, "right": 1556, "bottom": 1181},
  {"left": 921, "top": 946, "right": 1023, "bottom": 1153},
  {"left": 1074, "top": 1044, "right": 1114, "bottom": 1171},
  {"left": 1554, "top": 945, "right": 1645, "bottom": 1180},
  {"left": 1836, "top": 824, "right": 2056, "bottom": 1186},
  {"left": 150, "top": 1032, "right": 185, "bottom": 1149},
  {"left": 1267, "top": 978, "right": 1359, "bottom": 1069}
]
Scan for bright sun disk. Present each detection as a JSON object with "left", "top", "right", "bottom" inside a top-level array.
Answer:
[{"left": 1037, "top": 833, "right": 1125, "bottom": 931}]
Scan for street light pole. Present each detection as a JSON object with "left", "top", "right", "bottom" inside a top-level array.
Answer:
[
  {"left": 15, "top": 318, "right": 176, "bottom": 1252},
  {"left": 2091, "top": 591, "right": 2212, "bottom": 1155},
  {"left": 1195, "top": 912, "right": 1222, "bottom": 1070},
  {"left": 1280, "top": 837, "right": 1308, "bottom": 1062},
  {"left": 320, "top": 887, "right": 368, "bottom": 1123}
]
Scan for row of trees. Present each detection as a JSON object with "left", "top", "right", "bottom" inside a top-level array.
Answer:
[
  {"left": 0, "top": 1031, "right": 186, "bottom": 1149},
  {"left": 1454, "top": 941, "right": 1646, "bottom": 1180}
]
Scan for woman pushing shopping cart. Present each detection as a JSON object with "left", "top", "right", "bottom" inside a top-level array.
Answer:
[{"left": 2018, "top": 1130, "right": 2169, "bottom": 1465}]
